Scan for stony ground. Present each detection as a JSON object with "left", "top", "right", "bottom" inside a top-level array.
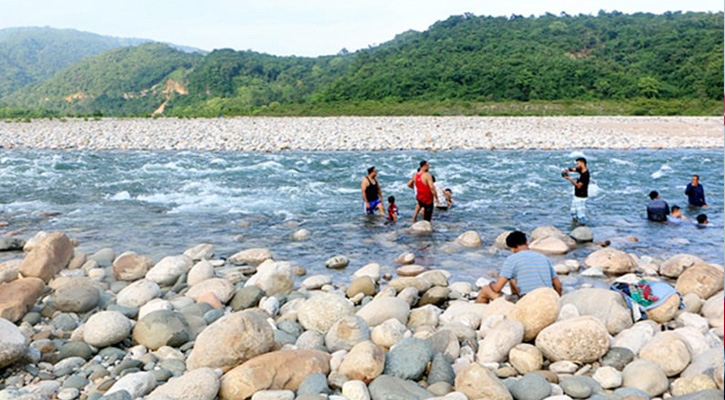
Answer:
[
  {"left": 0, "top": 116, "right": 721, "bottom": 151},
  {"left": 0, "top": 222, "right": 723, "bottom": 400}
]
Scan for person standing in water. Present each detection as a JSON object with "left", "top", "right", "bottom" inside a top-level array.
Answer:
[
  {"left": 562, "top": 157, "right": 590, "bottom": 225},
  {"left": 361, "top": 166, "right": 385, "bottom": 215},
  {"left": 685, "top": 174, "right": 707, "bottom": 208},
  {"left": 407, "top": 160, "right": 438, "bottom": 222}
]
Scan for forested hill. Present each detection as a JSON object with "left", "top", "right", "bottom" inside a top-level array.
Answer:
[{"left": 1, "top": 11, "right": 722, "bottom": 117}]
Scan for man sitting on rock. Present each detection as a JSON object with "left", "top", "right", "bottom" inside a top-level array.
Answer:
[{"left": 476, "top": 231, "right": 562, "bottom": 303}]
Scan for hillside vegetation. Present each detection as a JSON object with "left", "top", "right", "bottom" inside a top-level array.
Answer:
[{"left": 1, "top": 11, "right": 722, "bottom": 117}]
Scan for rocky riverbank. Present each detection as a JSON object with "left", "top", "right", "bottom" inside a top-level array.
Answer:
[
  {"left": 0, "top": 116, "right": 721, "bottom": 151},
  {"left": 0, "top": 225, "right": 723, "bottom": 400}
]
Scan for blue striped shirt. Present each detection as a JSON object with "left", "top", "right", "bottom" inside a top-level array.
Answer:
[{"left": 500, "top": 250, "right": 556, "bottom": 295}]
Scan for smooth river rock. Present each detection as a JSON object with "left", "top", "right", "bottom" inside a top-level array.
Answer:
[
  {"left": 219, "top": 350, "right": 331, "bottom": 400},
  {"left": 509, "top": 287, "right": 560, "bottom": 341},
  {"left": 339, "top": 340, "right": 385, "bottom": 383},
  {"left": 621, "top": 359, "right": 669, "bottom": 397},
  {"left": 298, "top": 293, "right": 354, "bottom": 333},
  {"left": 0, "top": 317, "right": 27, "bottom": 368},
  {"left": 113, "top": 251, "right": 154, "bottom": 281},
  {"left": 535, "top": 316, "right": 610, "bottom": 363},
  {"left": 147, "top": 367, "right": 220, "bottom": 400},
  {"left": 675, "top": 264, "right": 724, "bottom": 300},
  {"left": 584, "top": 248, "right": 637, "bottom": 275},
  {"left": 83, "top": 311, "right": 132, "bottom": 348},
  {"left": 19, "top": 232, "right": 74, "bottom": 282},
  {"left": 187, "top": 310, "right": 274, "bottom": 370},
  {"left": 560, "top": 288, "right": 633, "bottom": 335},
  {"left": 369, "top": 375, "right": 433, "bottom": 400},
  {"left": 244, "top": 260, "right": 293, "bottom": 295},
  {"left": 146, "top": 255, "right": 193, "bottom": 286},
  {"left": 356, "top": 296, "right": 410, "bottom": 327},
  {"left": 639, "top": 331, "right": 692, "bottom": 377},
  {"left": 383, "top": 337, "right": 434, "bottom": 381},
  {"left": 133, "top": 310, "right": 190, "bottom": 350},
  {"left": 116, "top": 279, "right": 161, "bottom": 308},
  {"left": 455, "top": 362, "right": 512, "bottom": 400},
  {"left": 0, "top": 277, "right": 45, "bottom": 322}
]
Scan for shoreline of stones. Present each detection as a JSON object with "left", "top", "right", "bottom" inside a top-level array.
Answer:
[
  {"left": 0, "top": 223, "right": 723, "bottom": 400},
  {"left": 0, "top": 116, "right": 722, "bottom": 151}
]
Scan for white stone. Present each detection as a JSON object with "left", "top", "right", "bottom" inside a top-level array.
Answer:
[
  {"left": 82, "top": 311, "right": 132, "bottom": 348},
  {"left": 105, "top": 371, "right": 157, "bottom": 398},
  {"left": 228, "top": 248, "right": 273, "bottom": 265},
  {"left": 301, "top": 274, "right": 332, "bottom": 290},
  {"left": 146, "top": 255, "right": 193, "bottom": 286},
  {"left": 138, "top": 299, "right": 173, "bottom": 320},
  {"left": 0, "top": 318, "right": 27, "bottom": 368},
  {"left": 147, "top": 367, "right": 220, "bottom": 400},
  {"left": 183, "top": 243, "right": 215, "bottom": 261},
  {"left": 353, "top": 263, "right": 381, "bottom": 281},
  {"left": 188, "top": 260, "right": 215, "bottom": 286},
  {"left": 342, "top": 380, "right": 371, "bottom": 400},
  {"left": 245, "top": 260, "right": 294, "bottom": 295},
  {"left": 593, "top": 366, "right": 622, "bottom": 389},
  {"left": 116, "top": 279, "right": 161, "bottom": 308}
]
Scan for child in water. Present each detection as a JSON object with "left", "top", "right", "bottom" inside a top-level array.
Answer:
[{"left": 387, "top": 196, "right": 398, "bottom": 223}]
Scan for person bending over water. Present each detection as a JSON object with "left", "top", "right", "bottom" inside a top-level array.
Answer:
[
  {"left": 476, "top": 231, "right": 562, "bottom": 303},
  {"left": 361, "top": 166, "right": 385, "bottom": 215}
]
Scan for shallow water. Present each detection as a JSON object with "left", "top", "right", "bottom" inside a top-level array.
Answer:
[{"left": 1, "top": 149, "right": 722, "bottom": 287}]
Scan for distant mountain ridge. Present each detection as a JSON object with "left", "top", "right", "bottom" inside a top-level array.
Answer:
[{"left": 0, "top": 11, "right": 722, "bottom": 117}]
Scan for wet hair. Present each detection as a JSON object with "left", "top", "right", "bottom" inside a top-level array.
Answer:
[
  {"left": 419, "top": 160, "right": 428, "bottom": 168},
  {"left": 671, "top": 205, "right": 681, "bottom": 212},
  {"left": 445, "top": 188, "right": 452, "bottom": 194},
  {"left": 693, "top": 174, "right": 700, "bottom": 179},
  {"left": 576, "top": 157, "right": 587, "bottom": 165},
  {"left": 506, "top": 231, "right": 527, "bottom": 249},
  {"left": 696, "top": 214, "right": 708, "bottom": 224},
  {"left": 367, "top": 166, "right": 375, "bottom": 174},
  {"left": 388, "top": 195, "right": 395, "bottom": 203},
  {"left": 649, "top": 191, "right": 659, "bottom": 200}
]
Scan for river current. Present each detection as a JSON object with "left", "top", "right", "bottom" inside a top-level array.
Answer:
[{"left": 1, "top": 149, "right": 722, "bottom": 287}]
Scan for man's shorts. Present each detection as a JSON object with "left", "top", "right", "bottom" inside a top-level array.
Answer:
[
  {"left": 365, "top": 198, "right": 382, "bottom": 214},
  {"left": 418, "top": 200, "right": 434, "bottom": 221}
]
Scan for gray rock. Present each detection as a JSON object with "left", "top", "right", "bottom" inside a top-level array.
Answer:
[
  {"left": 112, "top": 359, "right": 144, "bottom": 377},
  {"left": 570, "top": 226, "right": 593, "bottom": 242},
  {"left": 22, "top": 311, "right": 42, "bottom": 325},
  {"left": 133, "top": 310, "right": 190, "bottom": 350},
  {"left": 89, "top": 248, "right": 116, "bottom": 267},
  {"left": 325, "top": 255, "right": 350, "bottom": 269},
  {"left": 59, "top": 342, "right": 93, "bottom": 360},
  {"left": 230, "top": 286, "right": 265, "bottom": 311},
  {"left": 601, "top": 347, "right": 635, "bottom": 371},
  {"left": 560, "top": 376, "right": 600, "bottom": 399},
  {"left": 278, "top": 320, "right": 304, "bottom": 339},
  {"left": 52, "top": 313, "right": 79, "bottom": 331},
  {"left": 383, "top": 337, "right": 434, "bottom": 381},
  {"left": 509, "top": 373, "right": 552, "bottom": 400},
  {"left": 106, "top": 304, "right": 138, "bottom": 319},
  {"left": 428, "top": 353, "right": 455, "bottom": 385},
  {"left": 296, "top": 330, "right": 325, "bottom": 350},
  {"left": 0, "top": 237, "right": 25, "bottom": 251},
  {"left": 54, "top": 283, "right": 100, "bottom": 313},
  {"left": 560, "top": 289, "right": 633, "bottom": 335},
  {"left": 203, "top": 309, "right": 224, "bottom": 324},
  {"left": 99, "top": 391, "right": 133, "bottom": 400},
  {"left": 368, "top": 375, "right": 433, "bottom": 400},
  {"left": 63, "top": 374, "right": 89, "bottom": 389},
  {"left": 325, "top": 316, "right": 371, "bottom": 352},
  {"left": 613, "top": 387, "right": 651, "bottom": 399},
  {"left": 298, "top": 373, "right": 330, "bottom": 395}
]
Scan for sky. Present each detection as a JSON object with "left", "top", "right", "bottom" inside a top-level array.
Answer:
[{"left": 0, "top": 0, "right": 721, "bottom": 56}]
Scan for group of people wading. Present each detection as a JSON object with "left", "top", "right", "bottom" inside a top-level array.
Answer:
[{"left": 361, "top": 160, "right": 453, "bottom": 224}]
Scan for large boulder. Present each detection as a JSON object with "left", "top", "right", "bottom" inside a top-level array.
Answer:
[
  {"left": 0, "top": 259, "right": 21, "bottom": 283},
  {"left": 339, "top": 340, "right": 385, "bottom": 383},
  {"left": 218, "top": 350, "right": 330, "bottom": 400},
  {"left": 187, "top": 310, "right": 274, "bottom": 370},
  {"left": 529, "top": 236, "right": 571, "bottom": 255},
  {"left": 228, "top": 248, "right": 273, "bottom": 265},
  {"left": 660, "top": 254, "right": 706, "bottom": 278},
  {"left": 477, "top": 319, "right": 524, "bottom": 363},
  {"left": 457, "top": 231, "right": 483, "bottom": 248},
  {"left": 676, "top": 264, "right": 724, "bottom": 300},
  {"left": 244, "top": 260, "right": 293, "bottom": 296},
  {"left": 509, "top": 287, "right": 560, "bottom": 341},
  {"left": 82, "top": 311, "right": 132, "bottom": 348},
  {"left": 560, "top": 288, "right": 633, "bottom": 335},
  {"left": 19, "top": 232, "right": 73, "bottom": 282},
  {"left": 455, "top": 362, "right": 512, "bottom": 400},
  {"left": 585, "top": 248, "right": 637, "bottom": 275},
  {"left": 0, "top": 318, "right": 27, "bottom": 368},
  {"left": 297, "top": 293, "right": 354, "bottom": 333},
  {"left": 133, "top": 310, "right": 191, "bottom": 350},
  {"left": 113, "top": 251, "right": 154, "bottom": 281},
  {"left": 621, "top": 359, "right": 669, "bottom": 397},
  {"left": 53, "top": 280, "right": 100, "bottom": 313},
  {"left": 570, "top": 226, "right": 593, "bottom": 243},
  {"left": 411, "top": 221, "right": 433, "bottom": 234},
  {"left": 701, "top": 292, "right": 724, "bottom": 330},
  {"left": 146, "top": 255, "right": 193, "bottom": 286},
  {"left": 0, "top": 278, "right": 44, "bottom": 322},
  {"left": 639, "top": 331, "right": 691, "bottom": 377},
  {"left": 647, "top": 293, "right": 682, "bottom": 323},
  {"left": 535, "top": 316, "right": 610, "bottom": 363},
  {"left": 356, "top": 297, "right": 410, "bottom": 327},
  {"left": 494, "top": 231, "right": 513, "bottom": 249},
  {"left": 147, "top": 367, "right": 220, "bottom": 400}
]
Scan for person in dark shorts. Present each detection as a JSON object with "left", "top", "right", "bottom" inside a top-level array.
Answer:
[
  {"left": 685, "top": 175, "right": 707, "bottom": 208},
  {"left": 562, "top": 157, "right": 590, "bottom": 225},
  {"left": 361, "top": 166, "right": 385, "bottom": 215},
  {"left": 646, "top": 191, "right": 669, "bottom": 222},
  {"left": 387, "top": 196, "right": 398, "bottom": 223},
  {"left": 476, "top": 231, "right": 562, "bottom": 303},
  {"left": 407, "top": 160, "right": 438, "bottom": 222}
]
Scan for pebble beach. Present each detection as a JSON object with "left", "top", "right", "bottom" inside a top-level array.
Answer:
[
  {"left": 0, "top": 116, "right": 723, "bottom": 400},
  {"left": 0, "top": 116, "right": 722, "bottom": 151}
]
